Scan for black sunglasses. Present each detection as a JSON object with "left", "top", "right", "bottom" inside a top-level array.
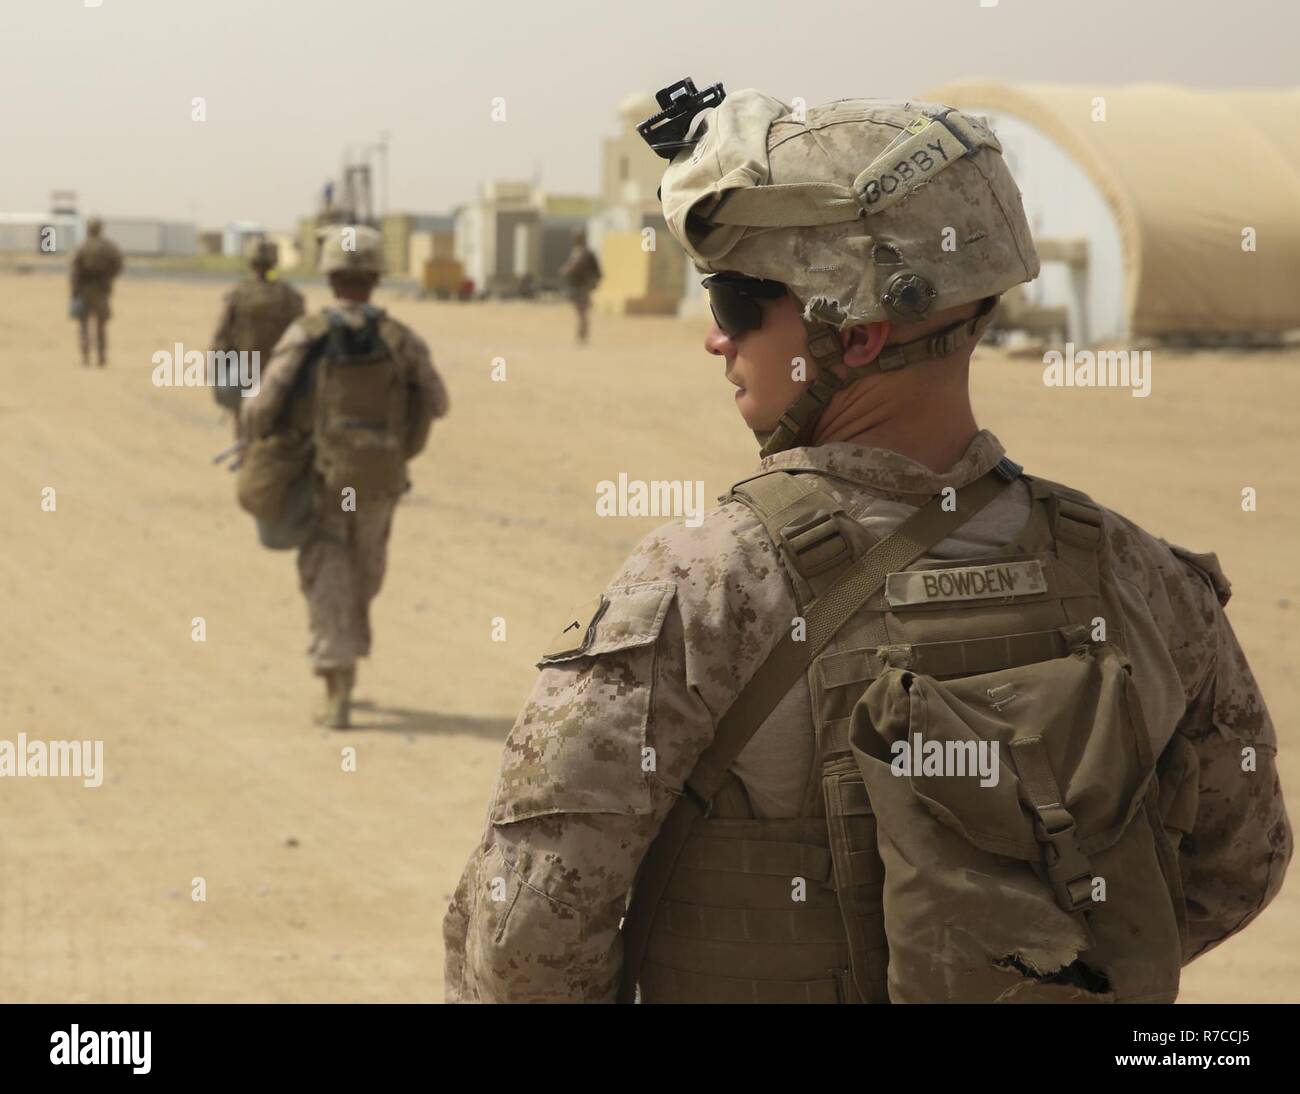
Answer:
[{"left": 702, "top": 273, "right": 788, "bottom": 338}]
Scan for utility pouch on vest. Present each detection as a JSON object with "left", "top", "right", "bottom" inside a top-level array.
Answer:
[
  {"left": 849, "top": 639, "right": 1185, "bottom": 1003},
  {"left": 313, "top": 309, "right": 409, "bottom": 507}
]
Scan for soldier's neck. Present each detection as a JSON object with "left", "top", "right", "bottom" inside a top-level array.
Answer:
[
  {"left": 834, "top": 351, "right": 980, "bottom": 473},
  {"left": 839, "top": 389, "right": 980, "bottom": 475}
]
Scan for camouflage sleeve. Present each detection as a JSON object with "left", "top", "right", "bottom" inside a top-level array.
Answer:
[
  {"left": 288, "top": 286, "right": 306, "bottom": 321},
  {"left": 1109, "top": 511, "right": 1293, "bottom": 963},
  {"left": 443, "top": 504, "right": 793, "bottom": 1002},
  {"left": 1158, "top": 544, "right": 1293, "bottom": 962},
  {"left": 401, "top": 331, "right": 449, "bottom": 458},
  {"left": 240, "top": 321, "right": 312, "bottom": 439},
  {"left": 109, "top": 243, "right": 123, "bottom": 281}
]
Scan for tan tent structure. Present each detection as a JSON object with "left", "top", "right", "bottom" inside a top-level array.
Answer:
[{"left": 926, "top": 81, "right": 1300, "bottom": 339}]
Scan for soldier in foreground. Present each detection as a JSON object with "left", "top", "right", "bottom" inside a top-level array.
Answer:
[
  {"left": 210, "top": 239, "right": 304, "bottom": 432},
  {"left": 557, "top": 229, "right": 602, "bottom": 344},
  {"left": 241, "top": 225, "right": 449, "bottom": 728},
  {"left": 445, "top": 81, "right": 1291, "bottom": 1003},
  {"left": 69, "top": 217, "right": 124, "bottom": 367}
]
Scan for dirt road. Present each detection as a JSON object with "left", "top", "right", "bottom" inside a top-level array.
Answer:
[{"left": 1, "top": 271, "right": 1295, "bottom": 1001}]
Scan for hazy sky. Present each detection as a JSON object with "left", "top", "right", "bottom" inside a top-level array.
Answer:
[{"left": 3, "top": 0, "right": 1295, "bottom": 228}]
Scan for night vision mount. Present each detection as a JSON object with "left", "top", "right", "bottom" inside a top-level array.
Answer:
[{"left": 637, "top": 78, "right": 726, "bottom": 160}]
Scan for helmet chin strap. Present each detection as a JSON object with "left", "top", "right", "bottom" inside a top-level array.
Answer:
[
  {"left": 754, "top": 297, "right": 998, "bottom": 457},
  {"left": 754, "top": 315, "right": 847, "bottom": 458}
]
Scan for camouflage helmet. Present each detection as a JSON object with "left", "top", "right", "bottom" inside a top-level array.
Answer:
[
  {"left": 657, "top": 88, "right": 1038, "bottom": 326},
  {"left": 318, "top": 224, "right": 385, "bottom": 275},
  {"left": 249, "top": 238, "right": 279, "bottom": 267},
  {"left": 644, "top": 80, "right": 1039, "bottom": 454}
]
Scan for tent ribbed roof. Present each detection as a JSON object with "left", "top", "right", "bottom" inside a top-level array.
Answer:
[{"left": 926, "top": 81, "right": 1300, "bottom": 334}]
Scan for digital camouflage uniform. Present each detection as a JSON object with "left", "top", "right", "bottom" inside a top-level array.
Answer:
[
  {"left": 211, "top": 244, "right": 305, "bottom": 429},
  {"left": 70, "top": 225, "right": 124, "bottom": 366},
  {"left": 241, "top": 226, "right": 449, "bottom": 726},
  {"left": 445, "top": 85, "right": 1291, "bottom": 1001},
  {"left": 443, "top": 432, "right": 1291, "bottom": 1001},
  {"left": 212, "top": 279, "right": 304, "bottom": 364},
  {"left": 242, "top": 301, "right": 448, "bottom": 674}
]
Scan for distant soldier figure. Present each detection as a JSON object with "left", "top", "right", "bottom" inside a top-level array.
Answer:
[
  {"left": 240, "top": 225, "right": 450, "bottom": 728},
  {"left": 210, "top": 239, "right": 305, "bottom": 432},
  {"left": 70, "top": 217, "right": 124, "bottom": 368},
  {"left": 557, "top": 229, "right": 602, "bottom": 344}
]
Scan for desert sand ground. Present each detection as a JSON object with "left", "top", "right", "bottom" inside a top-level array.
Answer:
[{"left": 0, "top": 269, "right": 1296, "bottom": 1002}]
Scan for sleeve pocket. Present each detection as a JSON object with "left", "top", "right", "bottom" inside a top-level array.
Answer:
[
  {"left": 492, "top": 581, "right": 676, "bottom": 824},
  {"left": 465, "top": 842, "right": 585, "bottom": 1001},
  {"left": 537, "top": 581, "right": 677, "bottom": 664}
]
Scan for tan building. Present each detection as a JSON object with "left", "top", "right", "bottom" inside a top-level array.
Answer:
[
  {"left": 297, "top": 216, "right": 321, "bottom": 271},
  {"left": 382, "top": 212, "right": 455, "bottom": 280},
  {"left": 453, "top": 183, "right": 599, "bottom": 297},
  {"left": 454, "top": 181, "right": 536, "bottom": 296},
  {"left": 591, "top": 93, "right": 689, "bottom": 317},
  {"left": 267, "top": 231, "right": 302, "bottom": 271}
]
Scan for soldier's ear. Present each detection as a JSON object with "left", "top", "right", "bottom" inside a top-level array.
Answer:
[{"left": 840, "top": 322, "right": 891, "bottom": 368}]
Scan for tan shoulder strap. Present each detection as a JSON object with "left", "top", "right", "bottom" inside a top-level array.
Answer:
[
  {"left": 729, "top": 470, "right": 855, "bottom": 605},
  {"left": 1023, "top": 475, "right": 1109, "bottom": 635},
  {"left": 618, "top": 458, "right": 1021, "bottom": 1002}
]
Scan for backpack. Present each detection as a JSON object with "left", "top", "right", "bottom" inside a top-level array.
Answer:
[
  {"left": 235, "top": 306, "right": 408, "bottom": 544},
  {"left": 308, "top": 307, "right": 410, "bottom": 507},
  {"left": 236, "top": 432, "right": 315, "bottom": 549}
]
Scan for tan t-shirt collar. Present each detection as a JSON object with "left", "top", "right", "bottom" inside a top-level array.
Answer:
[{"left": 755, "top": 429, "right": 1007, "bottom": 498}]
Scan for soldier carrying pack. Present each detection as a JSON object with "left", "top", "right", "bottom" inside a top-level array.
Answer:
[
  {"left": 236, "top": 304, "right": 410, "bottom": 548},
  {"left": 211, "top": 240, "right": 304, "bottom": 410}
]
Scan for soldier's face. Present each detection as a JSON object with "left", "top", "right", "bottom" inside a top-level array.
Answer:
[{"left": 704, "top": 290, "right": 811, "bottom": 431}]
